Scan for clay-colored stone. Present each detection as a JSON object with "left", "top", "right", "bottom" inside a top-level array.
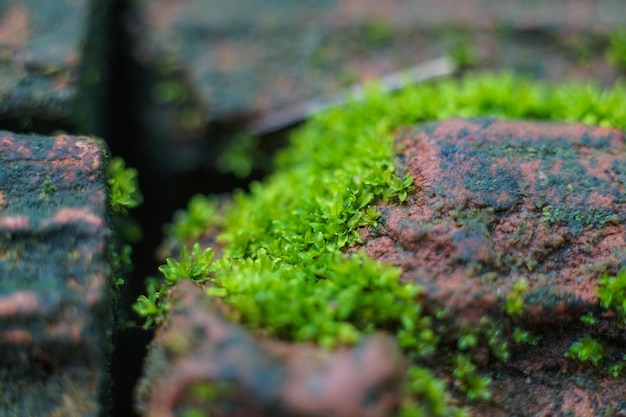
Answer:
[{"left": 352, "top": 118, "right": 626, "bottom": 416}]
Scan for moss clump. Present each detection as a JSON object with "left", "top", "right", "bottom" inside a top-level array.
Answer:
[
  {"left": 108, "top": 157, "right": 143, "bottom": 214},
  {"left": 607, "top": 31, "right": 626, "bottom": 72},
  {"left": 565, "top": 335, "right": 605, "bottom": 366},
  {"left": 597, "top": 267, "right": 626, "bottom": 319},
  {"left": 137, "top": 73, "right": 626, "bottom": 415},
  {"left": 167, "top": 194, "right": 221, "bottom": 242}
]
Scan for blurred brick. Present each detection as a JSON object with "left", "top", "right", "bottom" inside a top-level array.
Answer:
[
  {"left": 125, "top": 0, "right": 622, "bottom": 183},
  {"left": 0, "top": 0, "right": 113, "bottom": 135},
  {"left": 136, "top": 280, "right": 404, "bottom": 417},
  {"left": 0, "top": 132, "right": 112, "bottom": 416}
]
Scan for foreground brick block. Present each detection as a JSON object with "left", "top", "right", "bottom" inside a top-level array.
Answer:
[
  {"left": 0, "top": 0, "right": 112, "bottom": 134},
  {"left": 136, "top": 281, "right": 403, "bottom": 417},
  {"left": 0, "top": 132, "right": 112, "bottom": 416}
]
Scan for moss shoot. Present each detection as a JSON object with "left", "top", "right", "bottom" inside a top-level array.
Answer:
[{"left": 136, "top": 72, "right": 626, "bottom": 415}]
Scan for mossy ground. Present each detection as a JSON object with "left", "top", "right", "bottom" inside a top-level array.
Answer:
[{"left": 136, "top": 72, "right": 626, "bottom": 416}]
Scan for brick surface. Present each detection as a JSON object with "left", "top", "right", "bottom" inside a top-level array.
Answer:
[
  {"left": 136, "top": 280, "right": 403, "bottom": 417},
  {"left": 359, "top": 118, "right": 626, "bottom": 325},
  {"left": 0, "top": 132, "right": 112, "bottom": 416},
  {"left": 0, "top": 0, "right": 112, "bottom": 134}
]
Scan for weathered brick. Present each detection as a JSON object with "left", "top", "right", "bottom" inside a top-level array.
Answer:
[
  {"left": 0, "top": 132, "right": 112, "bottom": 416},
  {"left": 0, "top": 0, "right": 113, "bottom": 135},
  {"left": 360, "top": 118, "right": 626, "bottom": 325}
]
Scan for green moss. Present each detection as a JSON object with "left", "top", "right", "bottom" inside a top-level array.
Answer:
[
  {"left": 216, "top": 134, "right": 261, "bottom": 178},
  {"left": 363, "top": 21, "right": 393, "bottom": 46},
  {"left": 565, "top": 335, "right": 605, "bottom": 366},
  {"left": 41, "top": 178, "right": 57, "bottom": 195},
  {"left": 453, "top": 354, "right": 492, "bottom": 401},
  {"left": 108, "top": 157, "right": 143, "bottom": 214},
  {"left": 138, "top": 73, "right": 626, "bottom": 414},
  {"left": 607, "top": 30, "right": 626, "bottom": 72},
  {"left": 503, "top": 277, "right": 528, "bottom": 317},
  {"left": 608, "top": 355, "right": 626, "bottom": 377},
  {"left": 167, "top": 195, "right": 221, "bottom": 242},
  {"left": 597, "top": 267, "right": 626, "bottom": 319},
  {"left": 449, "top": 35, "right": 477, "bottom": 70}
]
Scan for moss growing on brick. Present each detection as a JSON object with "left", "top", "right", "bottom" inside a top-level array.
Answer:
[{"left": 138, "top": 73, "right": 626, "bottom": 415}]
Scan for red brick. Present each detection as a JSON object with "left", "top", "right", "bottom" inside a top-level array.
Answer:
[
  {"left": 359, "top": 118, "right": 626, "bottom": 325},
  {"left": 352, "top": 118, "right": 626, "bottom": 416}
]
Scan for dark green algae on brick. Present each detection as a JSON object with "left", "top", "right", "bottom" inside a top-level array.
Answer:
[{"left": 0, "top": 132, "right": 112, "bottom": 416}]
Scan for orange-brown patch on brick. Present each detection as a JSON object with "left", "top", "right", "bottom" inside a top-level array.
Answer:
[
  {"left": 42, "top": 207, "right": 103, "bottom": 231},
  {"left": 0, "top": 215, "right": 30, "bottom": 231},
  {"left": 0, "top": 329, "right": 33, "bottom": 344},
  {"left": 0, "top": 291, "right": 40, "bottom": 316}
]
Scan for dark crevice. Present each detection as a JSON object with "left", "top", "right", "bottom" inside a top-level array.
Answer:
[
  {"left": 104, "top": 1, "right": 277, "bottom": 416},
  {"left": 106, "top": 1, "right": 146, "bottom": 416}
]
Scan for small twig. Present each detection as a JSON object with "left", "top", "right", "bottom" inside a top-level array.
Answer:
[{"left": 250, "top": 56, "right": 456, "bottom": 136}]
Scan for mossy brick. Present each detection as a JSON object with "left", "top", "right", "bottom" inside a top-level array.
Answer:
[
  {"left": 135, "top": 280, "right": 403, "bottom": 417},
  {"left": 359, "top": 118, "right": 626, "bottom": 326},
  {"left": 0, "top": 0, "right": 112, "bottom": 134},
  {"left": 0, "top": 132, "right": 112, "bottom": 416}
]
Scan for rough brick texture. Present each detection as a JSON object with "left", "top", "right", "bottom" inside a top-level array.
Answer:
[
  {"left": 358, "top": 118, "right": 626, "bottom": 326},
  {"left": 0, "top": 132, "right": 112, "bottom": 416}
]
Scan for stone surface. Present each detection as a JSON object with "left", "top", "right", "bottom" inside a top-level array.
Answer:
[
  {"left": 136, "top": 280, "right": 404, "bottom": 417},
  {"left": 357, "top": 118, "right": 625, "bottom": 326},
  {"left": 0, "top": 0, "right": 112, "bottom": 134},
  {"left": 0, "top": 132, "right": 112, "bottom": 416}
]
